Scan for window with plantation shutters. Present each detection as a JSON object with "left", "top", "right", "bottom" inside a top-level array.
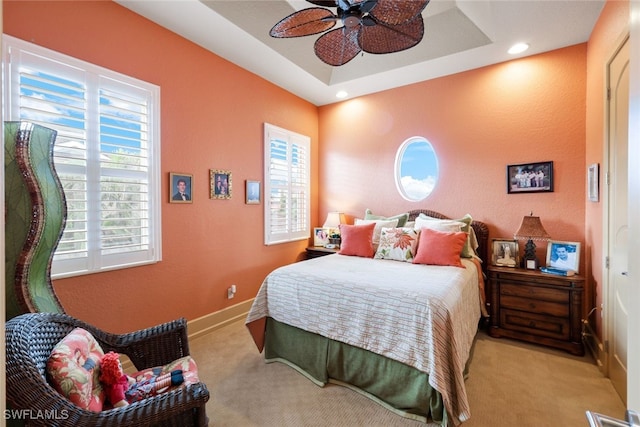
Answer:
[
  {"left": 3, "top": 35, "right": 162, "bottom": 278},
  {"left": 264, "top": 123, "right": 310, "bottom": 245}
]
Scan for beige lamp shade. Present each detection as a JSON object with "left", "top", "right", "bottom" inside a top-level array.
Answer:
[{"left": 323, "top": 212, "right": 346, "bottom": 228}]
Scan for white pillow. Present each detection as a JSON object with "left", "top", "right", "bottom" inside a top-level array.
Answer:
[
  {"left": 414, "top": 217, "right": 465, "bottom": 233},
  {"left": 354, "top": 218, "right": 399, "bottom": 245}
]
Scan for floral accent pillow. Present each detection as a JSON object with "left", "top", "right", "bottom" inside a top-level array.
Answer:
[
  {"left": 46, "top": 328, "right": 105, "bottom": 412},
  {"left": 374, "top": 227, "right": 419, "bottom": 262}
]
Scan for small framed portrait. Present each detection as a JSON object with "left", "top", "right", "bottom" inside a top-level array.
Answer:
[
  {"left": 245, "top": 180, "right": 261, "bottom": 204},
  {"left": 588, "top": 163, "right": 599, "bottom": 202},
  {"left": 507, "top": 161, "right": 554, "bottom": 194},
  {"left": 169, "top": 173, "right": 193, "bottom": 204},
  {"left": 491, "top": 239, "right": 519, "bottom": 267},
  {"left": 210, "top": 169, "right": 232, "bottom": 200},
  {"left": 546, "top": 240, "right": 581, "bottom": 273},
  {"left": 313, "top": 227, "right": 330, "bottom": 247}
]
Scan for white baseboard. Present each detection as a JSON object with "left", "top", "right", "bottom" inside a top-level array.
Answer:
[
  {"left": 122, "top": 299, "right": 253, "bottom": 372},
  {"left": 583, "top": 321, "right": 607, "bottom": 372},
  {"left": 187, "top": 298, "right": 254, "bottom": 341}
]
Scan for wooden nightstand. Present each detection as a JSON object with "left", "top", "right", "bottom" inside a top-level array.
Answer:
[
  {"left": 488, "top": 265, "right": 585, "bottom": 356},
  {"left": 305, "top": 246, "right": 339, "bottom": 259}
]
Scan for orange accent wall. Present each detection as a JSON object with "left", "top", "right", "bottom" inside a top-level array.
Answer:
[
  {"left": 585, "top": 0, "right": 629, "bottom": 338},
  {"left": 319, "top": 45, "right": 587, "bottom": 266},
  {"left": 3, "top": 0, "right": 319, "bottom": 332}
]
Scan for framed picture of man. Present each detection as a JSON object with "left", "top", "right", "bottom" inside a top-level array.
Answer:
[
  {"left": 210, "top": 169, "right": 232, "bottom": 200},
  {"left": 169, "top": 173, "right": 193, "bottom": 204},
  {"left": 545, "top": 240, "right": 581, "bottom": 273}
]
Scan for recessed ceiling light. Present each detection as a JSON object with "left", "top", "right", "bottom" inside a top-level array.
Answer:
[
  {"left": 336, "top": 91, "right": 348, "bottom": 99},
  {"left": 508, "top": 43, "right": 529, "bottom": 55}
]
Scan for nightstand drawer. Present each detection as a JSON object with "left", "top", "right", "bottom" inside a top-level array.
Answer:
[
  {"left": 501, "top": 308, "right": 570, "bottom": 340},
  {"left": 500, "top": 295, "right": 569, "bottom": 317},
  {"left": 500, "top": 283, "right": 569, "bottom": 303}
]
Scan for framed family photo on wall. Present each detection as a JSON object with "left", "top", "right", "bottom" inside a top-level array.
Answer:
[
  {"left": 169, "top": 173, "right": 192, "bottom": 203},
  {"left": 507, "top": 161, "right": 553, "bottom": 194},
  {"left": 210, "top": 169, "right": 232, "bottom": 200}
]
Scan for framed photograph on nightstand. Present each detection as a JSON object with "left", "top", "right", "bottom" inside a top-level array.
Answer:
[
  {"left": 491, "top": 239, "right": 519, "bottom": 267},
  {"left": 546, "top": 240, "right": 580, "bottom": 273},
  {"left": 313, "top": 228, "right": 329, "bottom": 247}
]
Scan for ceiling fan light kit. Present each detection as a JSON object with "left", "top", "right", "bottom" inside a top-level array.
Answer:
[{"left": 270, "top": 0, "right": 430, "bottom": 66}]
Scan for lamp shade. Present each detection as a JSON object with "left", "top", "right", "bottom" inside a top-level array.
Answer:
[
  {"left": 514, "top": 215, "right": 550, "bottom": 241},
  {"left": 323, "top": 212, "right": 346, "bottom": 228}
]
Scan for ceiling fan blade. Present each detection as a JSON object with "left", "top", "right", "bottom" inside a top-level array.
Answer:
[
  {"left": 359, "top": 15, "right": 424, "bottom": 54},
  {"left": 306, "top": 0, "right": 338, "bottom": 6},
  {"left": 356, "top": 0, "right": 378, "bottom": 14},
  {"left": 370, "top": 0, "right": 429, "bottom": 26},
  {"left": 314, "top": 27, "right": 361, "bottom": 66},
  {"left": 270, "top": 8, "right": 337, "bottom": 38}
]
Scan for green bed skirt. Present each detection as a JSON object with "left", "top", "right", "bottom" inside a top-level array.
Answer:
[{"left": 264, "top": 317, "right": 447, "bottom": 425}]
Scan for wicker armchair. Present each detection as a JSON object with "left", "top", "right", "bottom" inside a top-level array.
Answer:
[{"left": 5, "top": 312, "right": 210, "bottom": 427}]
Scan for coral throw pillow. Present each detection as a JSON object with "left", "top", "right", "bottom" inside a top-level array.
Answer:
[
  {"left": 413, "top": 228, "right": 468, "bottom": 267},
  {"left": 339, "top": 223, "right": 376, "bottom": 257},
  {"left": 47, "top": 328, "right": 105, "bottom": 412}
]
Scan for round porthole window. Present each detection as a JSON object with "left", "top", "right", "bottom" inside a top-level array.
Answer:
[{"left": 394, "top": 137, "right": 438, "bottom": 201}]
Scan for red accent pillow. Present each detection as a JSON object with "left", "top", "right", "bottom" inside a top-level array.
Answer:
[
  {"left": 413, "top": 228, "right": 468, "bottom": 267},
  {"left": 338, "top": 223, "right": 376, "bottom": 257}
]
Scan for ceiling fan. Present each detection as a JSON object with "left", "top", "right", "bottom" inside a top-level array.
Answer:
[{"left": 269, "top": 0, "right": 430, "bottom": 66}]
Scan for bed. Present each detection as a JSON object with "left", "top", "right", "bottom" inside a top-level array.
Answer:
[{"left": 246, "top": 210, "right": 489, "bottom": 426}]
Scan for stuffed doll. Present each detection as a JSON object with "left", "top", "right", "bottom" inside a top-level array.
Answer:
[{"left": 99, "top": 351, "right": 184, "bottom": 407}]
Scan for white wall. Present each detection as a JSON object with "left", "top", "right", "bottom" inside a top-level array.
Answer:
[{"left": 627, "top": 0, "right": 640, "bottom": 411}]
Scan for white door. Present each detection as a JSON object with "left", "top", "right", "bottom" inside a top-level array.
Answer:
[{"left": 607, "top": 36, "right": 629, "bottom": 404}]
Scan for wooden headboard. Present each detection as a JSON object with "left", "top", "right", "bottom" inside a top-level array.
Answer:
[{"left": 407, "top": 209, "right": 489, "bottom": 273}]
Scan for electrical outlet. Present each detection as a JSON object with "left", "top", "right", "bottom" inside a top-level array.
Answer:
[{"left": 227, "top": 284, "right": 237, "bottom": 299}]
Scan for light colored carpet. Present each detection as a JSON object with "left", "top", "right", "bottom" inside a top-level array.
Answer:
[{"left": 189, "top": 320, "right": 626, "bottom": 426}]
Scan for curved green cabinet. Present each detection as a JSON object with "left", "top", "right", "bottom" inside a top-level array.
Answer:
[{"left": 5, "top": 121, "right": 66, "bottom": 319}]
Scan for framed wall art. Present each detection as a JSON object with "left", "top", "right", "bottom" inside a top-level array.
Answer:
[
  {"left": 588, "top": 163, "right": 599, "bottom": 202},
  {"left": 210, "top": 169, "right": 232, "bottom": 200},
  {"left": 507, "top": 161, "right": 553, "bottom": 194},
  {"left": 245, "top": 180, "right": 261, "bottom": 204},
  {"left": 169, "top": 173, "right": 193, "bottom": 203},
  {"left": 491, "top": 239, "right": 519, "bottom": 267},
  {"left": 546, "top": 240, "right": 581, "bottom": 273}
]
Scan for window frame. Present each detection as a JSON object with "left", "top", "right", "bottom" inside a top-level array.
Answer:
[
  {"left": 3, "top": 34, "right": 162, "bottom": 278},
  {"left": 263, "top": 123, "right": 311, "bottom": 245}
]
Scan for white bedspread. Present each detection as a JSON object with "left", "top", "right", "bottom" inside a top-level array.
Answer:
[{"left": 246, "top": 254, "right": 481, "bottom": 425}]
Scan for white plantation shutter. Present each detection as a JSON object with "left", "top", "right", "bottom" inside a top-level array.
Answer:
[
  {"left": 3, "top": 35, "right": 162, "bottom": 278},
  {"left": 264, "top": 123, "right": 310, "bottom": 245}
]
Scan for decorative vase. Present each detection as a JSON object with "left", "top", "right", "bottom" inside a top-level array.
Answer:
[{"left": 5, "top": 121, "right": 66, "bottom": 319}]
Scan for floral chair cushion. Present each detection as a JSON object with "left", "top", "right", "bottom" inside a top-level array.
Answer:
[{"left": 46, "top": 328, "right": 105, "bottom": 412}]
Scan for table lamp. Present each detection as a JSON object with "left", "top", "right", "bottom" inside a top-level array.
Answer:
[
  {"left": 323, "top": 212, "right": 346, "bottom": 247},
  {"left": 323, "top": 212, "right": 346, "bottom": 229},
  {"left": 514, "top": 212, "right": 550, "bottom": 270}
]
